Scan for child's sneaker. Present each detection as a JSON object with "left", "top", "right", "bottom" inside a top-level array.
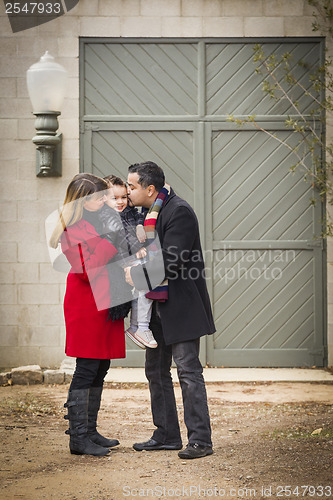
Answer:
[
  {"left": 134, "top": 329, "right": 158, "bottom": 349},
  {"left": 126, "top": 327, "right": 146, "bottom": 349}
]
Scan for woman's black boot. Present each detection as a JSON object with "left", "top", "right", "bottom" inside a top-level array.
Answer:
[
  {"left": 64, "top": 388, "right": 110, "bottom": 456},
  {"left": 87, "top": 386, "right": 120, "bottom": 448}
]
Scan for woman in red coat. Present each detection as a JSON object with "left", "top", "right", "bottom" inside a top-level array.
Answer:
[{"left": 50, "top": 173, "right": 125, "bottom": 456}]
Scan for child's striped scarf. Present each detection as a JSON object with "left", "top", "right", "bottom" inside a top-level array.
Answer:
[{"left": 144, "top": 183, "right": 171, "bottom": 302}]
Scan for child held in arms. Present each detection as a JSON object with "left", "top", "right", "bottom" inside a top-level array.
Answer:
[{"left": 99, "top": 175, "right": 157, "bottom": 349}]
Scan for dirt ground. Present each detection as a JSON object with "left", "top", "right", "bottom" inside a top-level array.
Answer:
[{"left": 0, "top": 382, "right": 332, "bottom": 500}]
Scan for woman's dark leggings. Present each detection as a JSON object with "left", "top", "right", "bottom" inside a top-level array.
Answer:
[{"left": 69, "top": 358, "right": 111, "bottom": 391}]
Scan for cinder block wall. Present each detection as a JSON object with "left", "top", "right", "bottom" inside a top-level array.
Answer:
[{"left": 0, "top": 0, "right": 332, "bottom": 368}]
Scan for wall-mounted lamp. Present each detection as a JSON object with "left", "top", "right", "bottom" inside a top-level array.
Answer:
[{"left": 27, "top": 52, "right": 68, "bottom": 177}]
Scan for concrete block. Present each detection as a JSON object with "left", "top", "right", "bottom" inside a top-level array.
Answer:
[
  {"left": 55, "top": 16, "right": 79, "bottom": 36},
  {"left": 328, "top": 303, "right": 333, "bottom": 323},
  {"left": 40, "top": 263, "right": 67, "bottom": 285},
  {"left": 327, "top": 262, "right": 333, "bottom": 282},
  {"left": 75, "top": 0, "right": 99, "bottom": 15},
  {"left": 203, "top": 17, "right": 244, "bottom": 37},
  {"left": 0, "top": 201, "right": 17, "bottom": 222},
  {"left": 0, "top": 242, "right": 17, "bottom": 263},
  {"left": 141, "top": 0, "right": 180, "bottom": 16},
  {"left": 0, "top": 372, "right": 11, "bottom": 385},
  {"left": 59, "top": 118, "right": 80, "bottom": 139},
  {"left": 0, "top": 265, "right": 15, "bottom": 284},
  {"left": 182, "top": 0, "right": 222, "bottom": 16},
  {"left": 0, "top": 326, "right": 19, "bottom": 346},
  {"left": 117, "top": 0, "right": 141, "bottom": 17},
  {"left": 223, "top": 0, "right": 263, "bottom": 17},
  {"left": 0, "top": 119, "right": 18, "bottom": 139},
  {"left": 17, "top": 200, "right": 57, "bottom": 223},
  {"left": 17, "top": 160, "right": 38, "bottom": 181},
  {"left": 0, "top": 347, "right": 41, "bottom": 370},
  {"left": 0, "top": 98, "right": 32, "bottom": 119},
  {"left": 0, "top": 347, "right": 20, "bottom": 370},
  {"left": 98, "top": 0, "right": 122, "bottom": 15},
  {"left": 304, "top": 2, "right": 316, "bottom": 16},
  {"left": 0, "top": 180, "right": 38, "bottom": 201},
  {"left": 0, "top": 57, "right": 36, "bottom": 78},
  {"left": 59, "top": 283, "right": 67, "bottom": 301},
  {"left": 0, "top": 37, "right": 17, "bottom": 55},
  {"left": 18, "top": 242, "right": 49, "bottom": 263},
  {"left": 39, "top": 304, "right": 64, "bottom": 326},
  {"left": 56, "top": 58, "right": 78, "bottom": 79},
  {"left": 263, "top": 0, "right": 304, "bottom": 16},
  {"left": 0, "top": 15, "right": 15, "bottom": 36},
  {"left": 57, "top": 38, "right": 79, "bottom": 58},
  {"left": 62, "top": 78, "right": 79, "bottom": 100},
  {"left": 284, "top": 16, "right": 315, "bottom": 36},
  {"left": 0, "top": 78, "right": 17, "bottom": 98},
  {"left": 18, "top": 284, "right": 59, "bottom": 305},
  {"left": 121, "top": 16, "right": 162, "bottom": 37},
  {"left": 244, "top": 17, "right": 284, "bottom": 37},
  {"left": 0, "top": 139, "right": 20, "bottom": 160},
  {"left": 16, "top": 37, "right": 58, "bottom": 57},
  {"left": 16, "top": 77, "right": 30, "bottom": 98},
  {"left": 37, "top": 179, "right": 67, "bottom": 202},
  {"left": 40, "top": 347, "right": 67, "bottom": 369},
  {"left": 62, "top": 138, "right": 79, "bottom": 160},
  {"left": 60, "top": 99, "right": 79, "bottom": 119},
  {"left": 15, "top": 263, "right": 39, "bottom": 284},
  {"left": 327, "top": 240, "right": 333, "bottom": 261},
  {"left": 79, "top": 16, "right": 121, "bottom": 37},
  {"left": 0, "top": 263, "right": 37, "bottom": 287},
  {"left": 162, "top": 17, "right": 203, "bottom": 37},
  {"left": 18, "top": 119, "right": 35, "bottom": 140},
  {"left": 43, "top": 369, "right": 65, "bottom": 385},
  {"left": 11, "top": 365, "right": 43, "bottom": 385},
  {"left": 0, "top": 285, "right": 17, "bottom": 304},
  {"left": 0, "top": 163, "right": 17, "bottom": 183},
  {"left": 0, "top": 221, "right": 40, "bottom": 242},
  {"left": 19, "top": 325, "right": 60, "bottom": 347},
  {"left": 17, "top": 305, "right": 40, "bottom": 326},
  {"left": 62, "top": 160, "right": 80, "bottom": 179}
]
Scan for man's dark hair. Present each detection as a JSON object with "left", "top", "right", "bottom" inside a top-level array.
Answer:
[{"left": 128, "top": 161, "right": 165, "bottom": 191}]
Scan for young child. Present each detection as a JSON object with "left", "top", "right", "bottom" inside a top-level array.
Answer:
[{"left": 99, "top": 175, "right": 157, "bottom": 349}]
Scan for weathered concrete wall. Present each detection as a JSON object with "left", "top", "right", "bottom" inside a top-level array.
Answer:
[{"left": 0, "top": 0, "right": 331, "bottom": 368}]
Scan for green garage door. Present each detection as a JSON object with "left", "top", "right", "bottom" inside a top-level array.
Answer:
[{"left": 80, "top": 38, "right": 326, "bottom": 367}]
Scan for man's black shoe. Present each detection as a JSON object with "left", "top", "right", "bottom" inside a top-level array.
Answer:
[
  {"left": 178, "top": 443, "right": 213, "bottom": 459},
  {"left": 133, "top": 438, "right": 182, "bottom": 451}
]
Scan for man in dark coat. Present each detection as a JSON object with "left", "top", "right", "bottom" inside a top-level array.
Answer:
[{"left": 125, "top": 161, "right": 216, "bottom": 459}]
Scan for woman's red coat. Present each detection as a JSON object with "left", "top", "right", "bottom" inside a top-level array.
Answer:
[{"left": 61, "top": 219, "right": 125, "bottom": 359}]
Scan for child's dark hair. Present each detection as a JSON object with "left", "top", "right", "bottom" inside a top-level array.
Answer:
[
  {"left": 104, "top": 175, "right": 127, "bottom": 188},
  {"left": 128, "top": 161, "right": 165, "bottom": 191}
]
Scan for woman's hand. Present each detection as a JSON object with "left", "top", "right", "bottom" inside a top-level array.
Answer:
[{"left": 124, "top": 266, "right": 134, "bottom": 286}]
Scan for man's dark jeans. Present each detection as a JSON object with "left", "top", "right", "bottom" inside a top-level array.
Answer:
[{"left": 146, "top": 314, "right": 212, "bottom": 447}]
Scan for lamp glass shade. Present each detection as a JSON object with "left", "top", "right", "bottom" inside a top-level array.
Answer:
[{"left": 27, "top": 51, "right": 68, "bottom": 112}]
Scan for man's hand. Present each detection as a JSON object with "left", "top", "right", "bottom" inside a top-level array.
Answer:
[
  {"left": 136, "top": 224, "right": 146, "bottom": 243},
  {"left": 124, "top": 266, "right": 134, "bottom": 286},
  {"left": 136, "top": 247, "right": 147, "bottom": 259}
]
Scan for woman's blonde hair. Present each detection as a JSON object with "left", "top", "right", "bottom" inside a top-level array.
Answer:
[{"left": 49, "top": 173, "right": 108, "bottom": 248}]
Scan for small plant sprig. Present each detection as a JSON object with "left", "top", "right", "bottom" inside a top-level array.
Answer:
[{"left": 228, "top": 0, "right": 333, "bottom": 236}]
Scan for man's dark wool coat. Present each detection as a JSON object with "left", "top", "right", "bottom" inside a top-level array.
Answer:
[{"left": 131, "top": 189, "right": 216, "bottom": 345}]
